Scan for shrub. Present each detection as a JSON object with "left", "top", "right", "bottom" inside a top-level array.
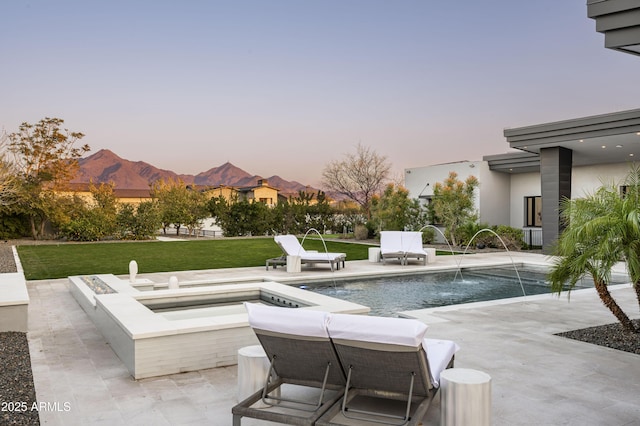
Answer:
[
  {"left": 454, "top": 222, "right": 524, "bottom": 250},
  {"left": 494, "top": 225, "right": 524, "bottom": 250},
  {"left": 0, "top": 212, "right": 30, "bottom": 239},
  {"left": 354, "top": 224, "right": 369, "bottom": 240},
  {"left": 420, "top": 227, "right": 436, "bottom": 244}
]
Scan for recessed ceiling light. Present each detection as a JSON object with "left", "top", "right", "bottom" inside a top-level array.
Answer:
[
  {"left": 602, "top": 145, "right": 606, "bottom": 149},
  {"left": 579, "top": 139, "right": 584, "bottom": 143},
  {"left": 631, "top": 153, "right": 635, "bottom": 157},
  {"left": 616, "top": 144, "right": 623, "bottom": 148}
]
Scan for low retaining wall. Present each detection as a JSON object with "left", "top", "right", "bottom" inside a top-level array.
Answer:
[{"left": 0, "top": 247, "right": 29, "bottom": 332}]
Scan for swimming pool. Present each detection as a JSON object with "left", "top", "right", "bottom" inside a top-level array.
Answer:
[{"left": 304, "top": 266, "right": 625, "bottom": 317}]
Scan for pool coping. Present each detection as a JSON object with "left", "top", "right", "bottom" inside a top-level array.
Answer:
[{"left": 68, "top": 274, "right": 369, "bottom": 379}]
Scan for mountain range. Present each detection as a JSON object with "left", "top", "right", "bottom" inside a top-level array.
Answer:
[{"left": 72, "top": 149, "right": 318, "bottom": 196}]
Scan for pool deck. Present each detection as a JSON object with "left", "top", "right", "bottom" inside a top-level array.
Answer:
[{"left": 26, "top": 251, "right": 640, "bottom": 425}]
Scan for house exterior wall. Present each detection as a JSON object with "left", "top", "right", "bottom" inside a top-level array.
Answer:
[
  {"left": 250, "top": 186, "right": 278, "bottom": 206},
  {"left": 509, "top": 172, "right": 540, "bottom": 228},
  {"left": 571, "top": 162, "right": 633, "bottom": 197},
  {"left": 406, "top": 160, "right": 634, "bottom": 239},
  {"left": 59, "top": 190, "right": 151, "bottom": 206},
  {"left": 405, "top": 160, "right": 482, "bottom": 210},
  {"left": 206, "top": 186, "right": 239, "bottom": 202},
  {"left": 476, "top": 162, "right": 510, "bottom": 225},
  {"left": 507, "top": 163, "right": 635, "bottom": 231},
  {"left": 404, "top": 161, "right": 509, "bottom": 227}
]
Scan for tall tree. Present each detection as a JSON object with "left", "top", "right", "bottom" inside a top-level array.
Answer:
[
  {"left": 150, "top": 178, "right": 207, "bottom": 236},
  {"left": 8, "top": 118, "right": 89, "bottom": 239},
  {"left": 431, "top": 171, "right": 479, "bottom": 247},
  {"left": 322, "top": 144, "right": 391, "bottom": 218}
]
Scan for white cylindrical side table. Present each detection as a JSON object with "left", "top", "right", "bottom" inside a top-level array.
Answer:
[
  {"left": 368, "top": 247, "right": 381, "bottom": 262},
  {"left": 425, "top": 248, "right": 436, "bottom": 264},
  {"left": 286, "top": 255, "right": 301, "bottom": 273},
  {"left": 237, "top": 345, "right": 279, "bottom": 407},
  {"left": 440, "top": 368, "right": 491, "bottom": 426}
]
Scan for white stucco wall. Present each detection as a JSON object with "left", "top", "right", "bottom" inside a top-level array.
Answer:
[
  {"left": 507, "top": 163, "right": 635, "bottom": 228},
  {"left": 476, "top": 162, "right": 510, "bottom": 225},
  {"left": 509, "top": 172, "right": 540, "bottom": 228},
  {"left": 571, "top": 163, "right": 633, "bottom": 197},
  {"left": 405, "top": 160, "right": 483, "bottom": 214},
  {"left": 404, "top": 161, "right": 510, "bottom": 227},
  {"left": 405, "top": 160, "right": 637, "bottom": 232}
]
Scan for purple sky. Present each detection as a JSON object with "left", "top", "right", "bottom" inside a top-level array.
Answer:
[{"left": 2, "top": 0, "right": 640, "bottom": 186}]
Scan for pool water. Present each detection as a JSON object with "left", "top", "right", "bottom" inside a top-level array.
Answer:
[{"left": 304, "top": 267, "right": 615, "bottom": 317}]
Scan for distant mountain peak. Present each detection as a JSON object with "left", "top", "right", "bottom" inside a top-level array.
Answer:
[{"left": 73, "top": 150, "right": 319, "bottom": 195}]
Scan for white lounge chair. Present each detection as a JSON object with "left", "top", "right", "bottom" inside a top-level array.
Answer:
[
  {"left": 232, "top": 303, "right": 346, "bottom": 425},
  {"left": 403, "top": 231, "right": 428, "bottom": 265},
  {"left": 380, "top": 231, "right": 428, "bottom": 265},
  {"left": 274, "top": 235, "right": 346, "bottom": 270},
  {"left": 380, "top": 231, "right": 405, "bottom": 264},
  {"left": 319, "top": 314, "right": 459, "bottom": 425}
]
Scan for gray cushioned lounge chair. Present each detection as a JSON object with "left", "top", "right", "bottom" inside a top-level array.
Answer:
[
  {"left": 232, "top": 303, "right": 346, "bottom": 426},
  {"left": 318, "top": 314, "right": 458, "bottom": 425}
]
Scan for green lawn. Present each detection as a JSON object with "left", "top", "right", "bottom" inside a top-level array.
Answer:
[{"left": 16, "top": 237, "right": 372, "bottom": 280}]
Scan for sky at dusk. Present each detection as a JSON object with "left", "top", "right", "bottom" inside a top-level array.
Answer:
[{"left": 2, "top": 0, "right": 640, "bottom": 187}]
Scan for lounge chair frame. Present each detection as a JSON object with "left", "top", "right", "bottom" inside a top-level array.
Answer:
[
  {"left": 274, "top": 235, "right": 346, "bottom": 271},
  {"left": 232, "top": 330, "right": 346, "bottom": 426},
  {"left": 317, "top": 339, "right": 454, "bottom": 425},
  {"left": 234, "top": 305, "right": 457, "bottom": 426},
  {"left": 380, "top": 231, "right": 428, "bottom": 266}
]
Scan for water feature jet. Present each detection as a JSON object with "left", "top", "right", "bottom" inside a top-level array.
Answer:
[{"left": 454, "top": 228, "right": 527, "bottom": 298}]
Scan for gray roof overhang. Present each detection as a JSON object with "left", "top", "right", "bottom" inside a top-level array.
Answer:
[{"left": 485, "top": 108, "right": 640, "bottom": 173}]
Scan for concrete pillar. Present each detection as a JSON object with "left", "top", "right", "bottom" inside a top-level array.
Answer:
[{"left": 540, "top": 147, "right": 572, "bottom": 254}]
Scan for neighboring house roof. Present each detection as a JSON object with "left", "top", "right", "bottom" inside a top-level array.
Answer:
[{"left": 64, "top": 183, "right": 151, "bottom": 199}]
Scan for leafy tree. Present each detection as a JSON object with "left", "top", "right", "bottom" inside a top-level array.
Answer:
[
  {"left": 431, "top": 171, "right": 479, "bottom": 246},
  {"left": 322, "top": 144, "right": 391, "bottom": 218},
  {"left": 273, "top": 198, "right": 306, "bottom": 234},
  {"left": 548, "top": 165, "right": 640, "bottom": 333},
  {"left": 7, "top": 118, "right": 89, "bottom": 239},
  {"left": 207, "top": 194, "right": 231, "bottom": 231},
  {"left": 88, "top": 181, "right": 118, "bottom": 234},
  {"left": 371, "top": 183, "right": 426, "bottom": 231},
  {"left": 183, "top": 186, "right": 209, "bottom": 236},
  {"left": 59, "top": 183, "right": 118, "bottom": 241},
  {"left": 150, "top": 178, "right": 207, "bottom": 236},
  {"left": 217, "top": 199, "right": 272, "bottom": 236},
  {"left": 116, "top": 201, "right": 161, "bottom": 240}
]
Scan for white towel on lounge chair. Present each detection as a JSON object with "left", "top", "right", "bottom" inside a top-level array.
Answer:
[
  {"left": 244, "top": 302, "right": 330, "bottom": 338},
  {"left": 327, "top": 313, "right": 428, "bottom": 347},
  {"left": 327, "top": 313, "right": 459, "bottom": 387},
  {"left": 424, "top": 338, "right": 460, "bottom": 386}
]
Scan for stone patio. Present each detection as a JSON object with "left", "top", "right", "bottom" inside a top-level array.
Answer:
[{"left": 26, "top": 253, "right": 640, "bottom": 425}]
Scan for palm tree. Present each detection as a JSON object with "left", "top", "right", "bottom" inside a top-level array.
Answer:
[{"left": 548, "top": 165, "right": 640, "bottom": 334}]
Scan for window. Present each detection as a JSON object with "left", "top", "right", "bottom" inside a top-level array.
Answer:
[{"left": 525, "top": 196, "right": 542, "bottom": 227}]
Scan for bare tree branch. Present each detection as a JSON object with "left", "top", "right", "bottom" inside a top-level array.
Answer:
[{"left": 321, "top": 144, "right": 391, "bottom": 217}]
